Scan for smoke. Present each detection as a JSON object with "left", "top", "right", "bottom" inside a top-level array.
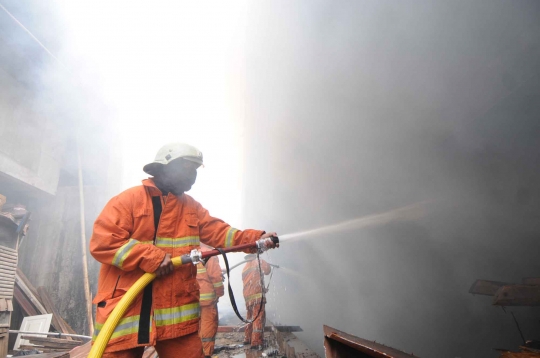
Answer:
[
  {"left": 241, "top": 1, "right": 540, "bottom": 357},
  {"left": 5, "top": 0, "right": 540, "bottom": 354}
]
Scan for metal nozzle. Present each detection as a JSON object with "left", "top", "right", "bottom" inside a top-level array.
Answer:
[{"left": 189, "top": 249, "right": 202, "bottom": 265}]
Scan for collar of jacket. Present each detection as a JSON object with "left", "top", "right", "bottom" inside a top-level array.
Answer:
[{"left": 142, "top": 178, "right": 184, "bottom": 200}]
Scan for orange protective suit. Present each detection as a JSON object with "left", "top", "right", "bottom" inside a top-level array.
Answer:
[
  {"left": 242, "top": 259, "right": 271, "bottom": 347},
  {"left": 196, "top": 253, "right": 224, "bottom": 356},
  {"left": 90, "top": 179, "right": 264, "bottom": 355}
]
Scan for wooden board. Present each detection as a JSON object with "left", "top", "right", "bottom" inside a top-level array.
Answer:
[
  {"left": 37, "top": 287, "right": 76, "bottom": 337},
  {"left": 14, "top": 285, "right": 38, "bottom": 316},
  {"left": 22, "top": 336, "right": 82, "bottom": 350},
  {"left": 15, "top": 274, "right": 48, "bottom": 315},
  {"left": 217, "top": 325, "right": 303, "bottom": 332},
  {"left": 469, "top": 279, "right": 510, "bottom": 296},
  {"left": 324, "top": 325, "right": 416, "bottom": 358},
  {"left": 14, "top": 351, "right": 69, "bottom": 357},
  {"left": 493, "top": 285, "right": 540, "bottom": 306},
  {"left": 522, "top": 277, "right": 540, "bottom": 286},
  {"left": 16, "top": 268, "right": 41, "bottom": 303}
]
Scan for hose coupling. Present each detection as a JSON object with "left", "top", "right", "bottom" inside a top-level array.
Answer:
[{"left": 189, "top": 249, "right": 202, "bottom": 265}]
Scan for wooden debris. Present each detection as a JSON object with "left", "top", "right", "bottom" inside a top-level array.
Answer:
[
  {"left": 37, "top": 287, "right": 77, "bottom": 337},
  {"left": 493, "top": 285, "right": 540, "bottom": 306},
  {"left": 68, "top": 341, "right": 91, "bottom": 358},
  {"left": 14, "top": 285, "right": 39, "bottom": 316},
  {"left": 15, "top": 276, "right": 47, "bottom": 316},
  {"left": 469, "top": 279, "right": 510, "bottom": 296},
  {"left": 522, "top": 278, "right": 540, "bottom": 286},
  {"left": 217, "top": 325, "right": 303, "bottom": 332},
  {"left": 16, "top": 269, "right": 42, "bottom": 306},
  {"left": 13, "top": 271, "right": 77, "bottom": 336},
  {"left": 22, "top": 335, "right": 82, "bottom": 351},
  {"left": 11, "top": 352, "right": 69, "bottom": 358}
]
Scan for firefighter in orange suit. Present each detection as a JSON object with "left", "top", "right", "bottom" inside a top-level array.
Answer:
[
  {"left": 242, "top": 258, "right": 272, "bottom": 350},
  {"left": 90, "top": 143, "right": 277, "bottom": 358},
  {"left": 197, "top": 245, "right": 224, "bottom": 358}
]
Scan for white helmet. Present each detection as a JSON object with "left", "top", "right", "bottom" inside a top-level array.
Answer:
[{"left": 143, "top": 143, "right": 203, "bottom": 175}]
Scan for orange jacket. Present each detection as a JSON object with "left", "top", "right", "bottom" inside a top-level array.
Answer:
[
  {"left": 242, "top": 259, "right": 271, "bottom": 305},
  {"left": 90, "top": 179, "right": 264, "bottom": 352},
  {"left": 196, "top": 256, "right": 224, "bottom": 306}
]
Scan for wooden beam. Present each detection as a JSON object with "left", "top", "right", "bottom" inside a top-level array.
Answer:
[
  {"left": 12, "top": 350, "right": 69, "bottom": 357},
  {"left": 469, "top": 279, "right": 510, "bottom": 296},
  {"left": 37, "top": 287, "right": 77, "bottom": 337},
  {"left": 22, "top": 336, "right": 81, "bottom": 350},
  {"left": 14, "top": 285, "right": 38, "bottom": 316},
  {"left": 16, "top": 269, "right": 41, "bottom": 303},
  {"left": 493, "top": 285, "right": 540, "bottom": 306},
  {"left": 216, "top": 325, "right": 303, "bottom": 332},
  {"left": 15, "top": 274, "right": 47, "bottom": 315},
  {"left": 522, "top": 278, "right": 540, "bottom": 285}
]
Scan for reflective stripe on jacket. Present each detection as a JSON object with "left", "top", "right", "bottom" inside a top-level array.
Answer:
[{"left": 90, "top": 179, "right": 264, "bottom": 353}]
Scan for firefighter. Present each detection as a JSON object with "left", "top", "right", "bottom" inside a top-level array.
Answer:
[
  {"left": 90, "top": 143, "right": 277, "bottom": 358},
  {"left": 197, "top": 245, "right": 224, "bottom": 358},
  {"left": 242, "top": 258, "right": 272, "bottom": 350}
]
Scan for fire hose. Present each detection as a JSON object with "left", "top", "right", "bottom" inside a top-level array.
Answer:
[{"left": 88, "top": 236, "right": 279, "bottom": 358}]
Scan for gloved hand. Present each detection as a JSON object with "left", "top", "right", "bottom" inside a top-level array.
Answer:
[{"left": 258, "top": 232, "right": 279, "bottom": 249}]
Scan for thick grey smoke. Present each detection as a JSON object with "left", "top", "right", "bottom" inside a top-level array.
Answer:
[{"left": 241, "top": 1, "right": 540, "bottom": 357}]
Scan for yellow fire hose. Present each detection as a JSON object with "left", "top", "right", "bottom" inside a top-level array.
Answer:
[{"left": 88, "top": 256, "right": 185, "bottom": 358}]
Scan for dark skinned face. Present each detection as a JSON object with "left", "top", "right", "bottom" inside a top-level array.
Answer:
[{"left": 153, "top": 158, "right": 200, "bottom": 196}]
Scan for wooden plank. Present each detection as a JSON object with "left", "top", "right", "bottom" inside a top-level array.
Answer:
[
  {"left": 0, "top": 267, "right": 16, "bottom": 275},
  {"left": 0, "top": 262, "right": 17, "bottom": 269},
  {"left": 522, "top": 278, "right": 540, "bottom": 285},
  {"left": 56, "top": 315, "right": 77, "bottom": 335},
  {"left": 0, "top": 246, "right": 17, "bottom": 255},
  {"left": 11, "top": 352, "right": 69, "bottom": 358},
  {"left": 216, "top": 325, "right": 303, "bottom": 332},
  {"left": 13, "top": 285, "right": 38, "bottom": 316},
  {"left": 0, "top": 252, "right": 18, "bottom": 262},
  {"left": 67, "top": 341, "right": 91, "bottom": 358},
  {"left": 469, "top": 279, "right": 510, "bottom": 296},
  {"left": 22, "top": 336, "right": 81, "bottom": 346},
  {"left": 36, "top": 287, "right": 75, "bottom": 338},
  {"left": 16, "top": 269, "right": 41, "bottom": 302},
  {"left": 23, "top": 338, "right": 81, "bottom": 350},
  {"left": 0, "top": 273, "right": 16, "bottom": 280},
  {"left": 20, "top": 344, "right": 71, "bottom": 353},
  {"left": 493, "top": 285, "right": 540, "bottom": 306},
  {"left": 324, "top": 325, "right": 416, "bottom": 358},
  {"left": 15, "top": 275, "right": 47, "bottom": 315}
]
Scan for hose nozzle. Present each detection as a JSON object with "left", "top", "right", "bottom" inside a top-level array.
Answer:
[{"left": 256, "top": 235, "right": 280, "bottom": 252}]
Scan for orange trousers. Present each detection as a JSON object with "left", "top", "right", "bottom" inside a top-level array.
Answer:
[
  {"left": 199, "top": 303, "right": 219, "bottom": 356},
  {"left": 244, "top": 301, "right": 266, "bottom": 346},
  {"left": 101, "top": 332, "right": 203, "bottom": 358}
]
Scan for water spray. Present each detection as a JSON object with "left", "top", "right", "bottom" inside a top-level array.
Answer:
[
  {"left": 279, "top": 201, "right": 428, "bottom": 243},
  {"left": 224, "top": 254, "right": 280, "bottom": 272},
  {"left": 88, "top": 236, "right": 279, "bottom": 358}
]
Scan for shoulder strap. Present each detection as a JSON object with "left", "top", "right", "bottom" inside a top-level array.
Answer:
[
  {"left": 151, "top": 196, "right": 162, "bottom": 243},
  {"left": 138, "top": 195, "right": 162, "bottom": 344}
]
